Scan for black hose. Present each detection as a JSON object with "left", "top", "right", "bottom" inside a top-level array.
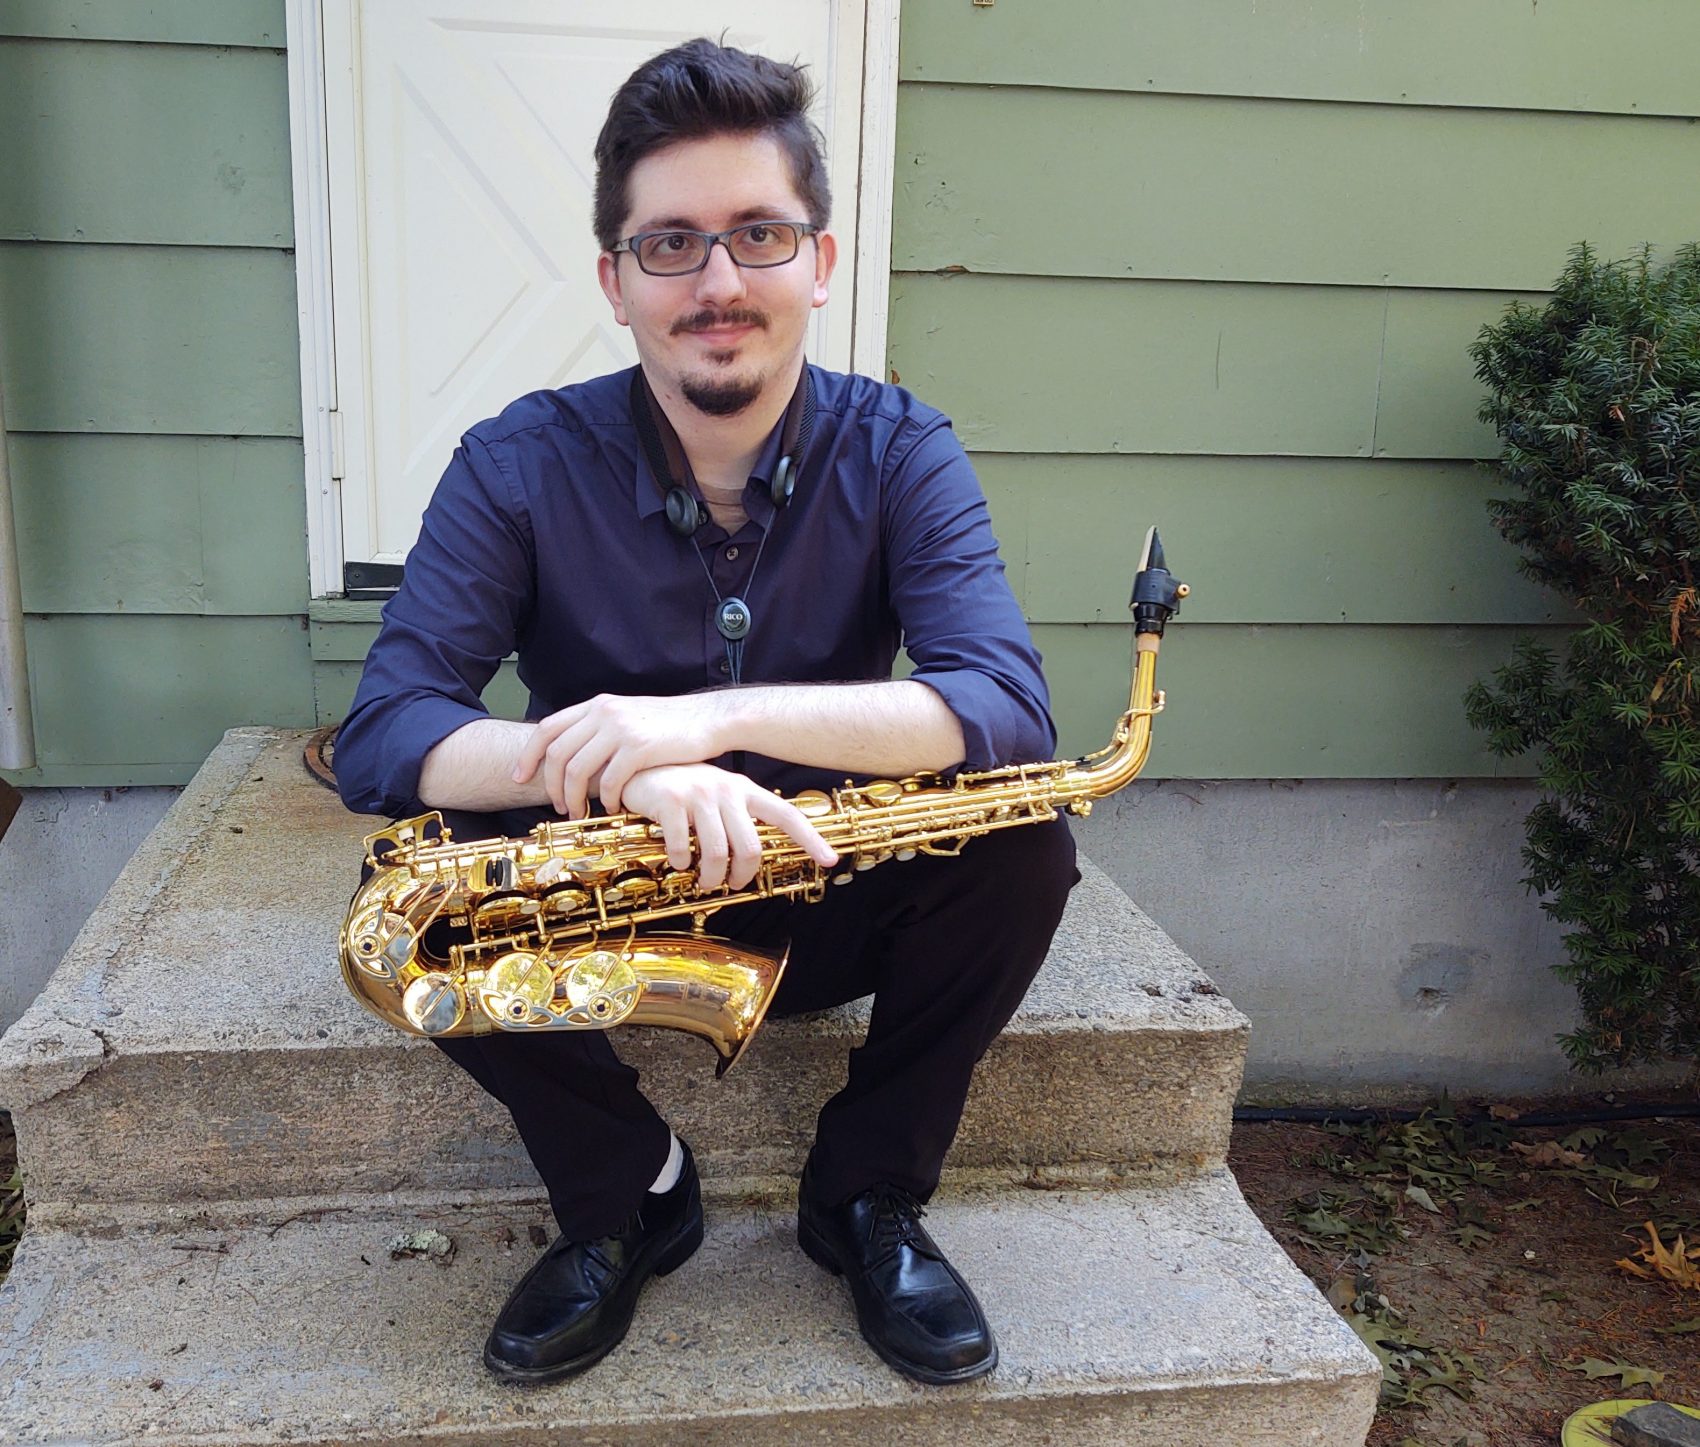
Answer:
[{"left": 1234, "top": 1101, "right": 1700, "bottom": 1128}]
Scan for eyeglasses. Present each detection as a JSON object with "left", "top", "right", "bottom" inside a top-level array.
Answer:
[{"left": 610, "top": 221, "right": 820, "bottom": 277}]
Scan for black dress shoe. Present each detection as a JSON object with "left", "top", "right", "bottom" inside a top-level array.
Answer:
[
  {"left": 484, "top": 1141, "right": 703, "bottom": 1382},
  {"left": 797, "top": 1164, "right": 997, "bottom": 1385}
]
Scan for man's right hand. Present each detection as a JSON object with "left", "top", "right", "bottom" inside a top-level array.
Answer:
[{"left": 619, "top": 764, "right": 838, "bottom": 891}]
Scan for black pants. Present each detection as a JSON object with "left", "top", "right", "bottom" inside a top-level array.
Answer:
[{"left": 426, "top": 807, "right": 1078, "bottom": 1240}]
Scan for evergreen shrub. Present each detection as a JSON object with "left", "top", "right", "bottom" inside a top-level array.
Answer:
[{"left": 1465, "top": 243, "right": 1700, "bottom": 1074}]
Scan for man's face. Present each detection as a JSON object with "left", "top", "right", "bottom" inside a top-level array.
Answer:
[{"left": 597, "top": 132, "right": 836, "bottom": 418}]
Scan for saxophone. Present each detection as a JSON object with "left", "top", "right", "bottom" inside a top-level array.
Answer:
[{"left": 340, "top": 530, "right": 1187, "bottom": 1075}]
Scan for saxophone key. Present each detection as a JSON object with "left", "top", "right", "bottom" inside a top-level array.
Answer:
[
  {"left": 533, "top": 856, "right": 567, "bottom": 886},
  {"left": 401, "top": 972, "right": 466, "bottom": 1036},
  {"left": 602, "top": 869, "right": 658, "bottom": 907},
  {"left": 475, "top": 950, "right": 557, "bottom": 1026},
  {"left": 561, "top": 950, "right": 642, "bottom": 1026},
  {"left": 476, "top": 855, "right": 518, "bottom": 891},
  {"left": 542, "top": 884, "right": 591, "bottom": 916},
  {"left": 472, "top": 893, "right": 533, "bottom": 930},
  {"left": 379, "top": 920, "right": 419, "bottom": 975}
]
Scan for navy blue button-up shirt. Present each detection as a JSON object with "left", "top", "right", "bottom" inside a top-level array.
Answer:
[{"left": 335, "top": 364, "right": 1055, "bottom": 819}]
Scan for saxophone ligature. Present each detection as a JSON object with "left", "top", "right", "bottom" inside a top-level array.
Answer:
[{"left": 339, "top": 529, "right": 1188, "bottom": 1075}]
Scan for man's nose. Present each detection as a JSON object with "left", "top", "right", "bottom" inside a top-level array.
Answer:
[{"left": 693, "top": 238, "right": 748, "bottom": 304}]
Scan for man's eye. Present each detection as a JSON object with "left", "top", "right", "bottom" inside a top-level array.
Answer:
[
  {"left": 658, "top": 233, "right": 693, "bottom": 251},
  {"left": 745, "top": 225, "right": 773, "bottom": 244}
]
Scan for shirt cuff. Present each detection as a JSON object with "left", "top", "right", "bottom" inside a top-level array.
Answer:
[
  {"left": 338, "top": 694, "right": 489, "bottom": 817},
  {"left": 910, "top": 667, "right": 1054, "bottom": 772}
]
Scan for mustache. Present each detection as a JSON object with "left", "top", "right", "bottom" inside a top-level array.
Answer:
[{"left": 671, "top": 308, "right": 769, "bottom": 336}]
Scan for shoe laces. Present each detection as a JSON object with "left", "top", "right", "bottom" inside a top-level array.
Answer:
[{"left": 865, "top": 1184, "right": 936, "bottom": 1262}]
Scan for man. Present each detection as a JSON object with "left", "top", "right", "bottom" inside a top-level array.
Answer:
[{"left": 335, "top": 38, "right": 1076, "bottom": 1388}]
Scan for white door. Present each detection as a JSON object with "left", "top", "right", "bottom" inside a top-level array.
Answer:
[{"left": 317, "top": 0, "right": 873, "bottom": 581}]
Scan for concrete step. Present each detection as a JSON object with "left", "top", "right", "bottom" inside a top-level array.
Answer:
[
  {"left": 0, "top": 1171, "right": 1378, "bottom": 1446},
  {"left": 0, "top": 729, "right": 1249, "bottom": 1214}
]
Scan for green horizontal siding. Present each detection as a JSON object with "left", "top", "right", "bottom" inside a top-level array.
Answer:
[
  {"left": 1039, "top": 623, "right": 1552, "bottom": 779},
  {"left": 312, "top": 658, "right": 529, "bottom": 733},
  {"left": 0, "top": 1, "right": 283, "bottom": 48},
  {"left": 0, "top": 615, "right": 313, "bottom": 787},
  {"left": 311, "top": 621, "right": 395, "bottom": 664},
  {"left": 896, "top": 85, "right": 1700, "bottom": 293},
  {"left": 975, "top": 456, "right": 1568, "bottom": 626},
  {"left": 9, "top": 434, "right": 307, "bottom": 614},
  {"left": 888, "top": 272, "right": 1523, "bottom": 459},
  {"left": 0, "top": 242, "right": 301, "bottom": 435},
  {"left": 901, "top": 0, "right": 1700, "bottom": 118},
  {"left": 0, "top": 38, "right": 292, "bottom": 246},
  {"left": 303, "top": 618, "right": 1547, "bottom": 780}
]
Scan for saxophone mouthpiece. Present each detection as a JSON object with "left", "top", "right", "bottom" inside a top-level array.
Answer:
[{"left": 1130, "top": 526, "right": 1188, "bottom": 636}]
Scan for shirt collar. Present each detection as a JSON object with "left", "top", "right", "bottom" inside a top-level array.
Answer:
[{"left": 631, "top": 375, "right": 787, "bottom": 531}]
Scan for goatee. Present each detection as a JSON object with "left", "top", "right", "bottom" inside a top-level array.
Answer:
[{"left": 680, "top": 372, "right": 763, "bottom": 417}]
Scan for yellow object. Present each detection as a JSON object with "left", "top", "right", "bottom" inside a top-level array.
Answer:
[
  {"left": 1561, "top": 1399, "right": 1700, "bottom": 1446},
  {"left": 340, "top": 529, "right": 1185, "bottom": 1075}
]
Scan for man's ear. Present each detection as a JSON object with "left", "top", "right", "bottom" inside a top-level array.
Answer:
[
  {"left": 811, "top": 229, "right": 838, "bottom": 310},
  {"left": 597, "top": 252, "right": 629, "bottom": 326}
]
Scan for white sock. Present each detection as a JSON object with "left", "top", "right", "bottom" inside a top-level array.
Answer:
[{"left": 648, "top": 1132, "right": 684, "bottom": 1194}]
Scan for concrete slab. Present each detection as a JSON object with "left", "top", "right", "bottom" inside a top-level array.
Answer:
[
  {"left": 0, "top": 1171, "right": 1378, "bottom": 1446},
  {"left": 0, "top": 730, "right": 1248, "bottom": 1212}
]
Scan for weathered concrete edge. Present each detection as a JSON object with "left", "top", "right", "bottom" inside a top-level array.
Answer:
[
  {"left": 14, "top": 1160, "right": 1232, "bottom": 1236},
  {"left": 10, "top": 1012, "right": 1250, "bottom": 1210},
  {"left": 0, "top": 729, "right": 277, "bottom": 1110},
  {"left": 7, "top": 1378, "right": 1379, "bottom": 1447}
]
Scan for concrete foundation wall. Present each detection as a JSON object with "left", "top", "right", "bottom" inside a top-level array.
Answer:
[
  {"left": 1074, "top": 778, "right": 1692, "bottom": 1102},
  {"left": 0, "top": 786, "right": 177, "bottom": 1031}
]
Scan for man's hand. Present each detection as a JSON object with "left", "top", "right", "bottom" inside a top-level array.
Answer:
[
  {"left": 619, "top": 763, "right": 838, "bottom": 891},
  {"left": 511, "top": 693, "right": 729, "bottom": 818}
]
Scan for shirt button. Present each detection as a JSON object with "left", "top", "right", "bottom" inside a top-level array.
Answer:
[
  {"left": 724, "top": 545, "right": 739, "bottom": 561},
  {"left": 717, "top": 659, "right": 731, "bottom": 676}
]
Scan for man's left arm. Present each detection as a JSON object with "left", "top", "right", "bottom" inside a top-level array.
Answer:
[{"left": 514, "top": 680, "right": 964, "bottom": 818}]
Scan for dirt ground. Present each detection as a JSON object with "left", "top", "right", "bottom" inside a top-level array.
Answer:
[{"left": 1230, "top": 1098, "right": 1700, "bottom": 1447}]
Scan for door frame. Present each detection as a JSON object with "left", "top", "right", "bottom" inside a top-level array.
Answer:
[{"left": 285, "top": 0, "right": 901, "bottom": 599}]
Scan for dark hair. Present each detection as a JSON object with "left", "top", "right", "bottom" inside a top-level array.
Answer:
[{"left": 593, "top": 38, "right": 832, "bottom": 252}]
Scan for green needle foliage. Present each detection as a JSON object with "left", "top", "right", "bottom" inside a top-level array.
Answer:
[{"left": 1465, "top": 242, "right": 1700, "bottom": 1073}]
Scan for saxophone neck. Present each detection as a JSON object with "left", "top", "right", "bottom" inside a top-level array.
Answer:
[{"left": 1062, "top": 530, "right": 1187, "bottom": 803}]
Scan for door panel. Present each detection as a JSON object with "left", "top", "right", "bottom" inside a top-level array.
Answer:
[{"left": 329, "top": 0, "right": 858, "bottom": 567}]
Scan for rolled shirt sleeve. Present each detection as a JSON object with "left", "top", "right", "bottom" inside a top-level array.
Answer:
[
  {"left": 881, "top": 417, "right": 1056, "bottom": 769},
  {"left": 334, "top": 434, "right": 535, "bottom": 817}
]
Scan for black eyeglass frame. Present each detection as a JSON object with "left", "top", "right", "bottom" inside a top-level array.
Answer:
[{"left": 609, "top": 220, "right": 821, "bottom": 277}]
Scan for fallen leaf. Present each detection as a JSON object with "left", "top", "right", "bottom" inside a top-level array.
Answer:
[
  {"left": 1325, "top": 1276, "right": 1357, "bottom": 1311},
  {"left": 1488, "top": 1104, "right": 1521, "bottom": 1120},
  {"left": 1609, "top": 1128, "right": 1672, "bottom": 1168},
  {"left": 1655, "top": 1317, "right": 1700, "bottom": 1334},
  {"left": 1405, "top": 1184, "right": 1442, "bottom": 1214},
  {"left": 1511, "top": 1139, "right": 1587, "bottom": 1168},
  {"left": 1616, "top": 1221, "right": 1700, "bottom": 1290},
  {"left": 1563, "top": 1356, "right": 1666, "bottom": 1390}
]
